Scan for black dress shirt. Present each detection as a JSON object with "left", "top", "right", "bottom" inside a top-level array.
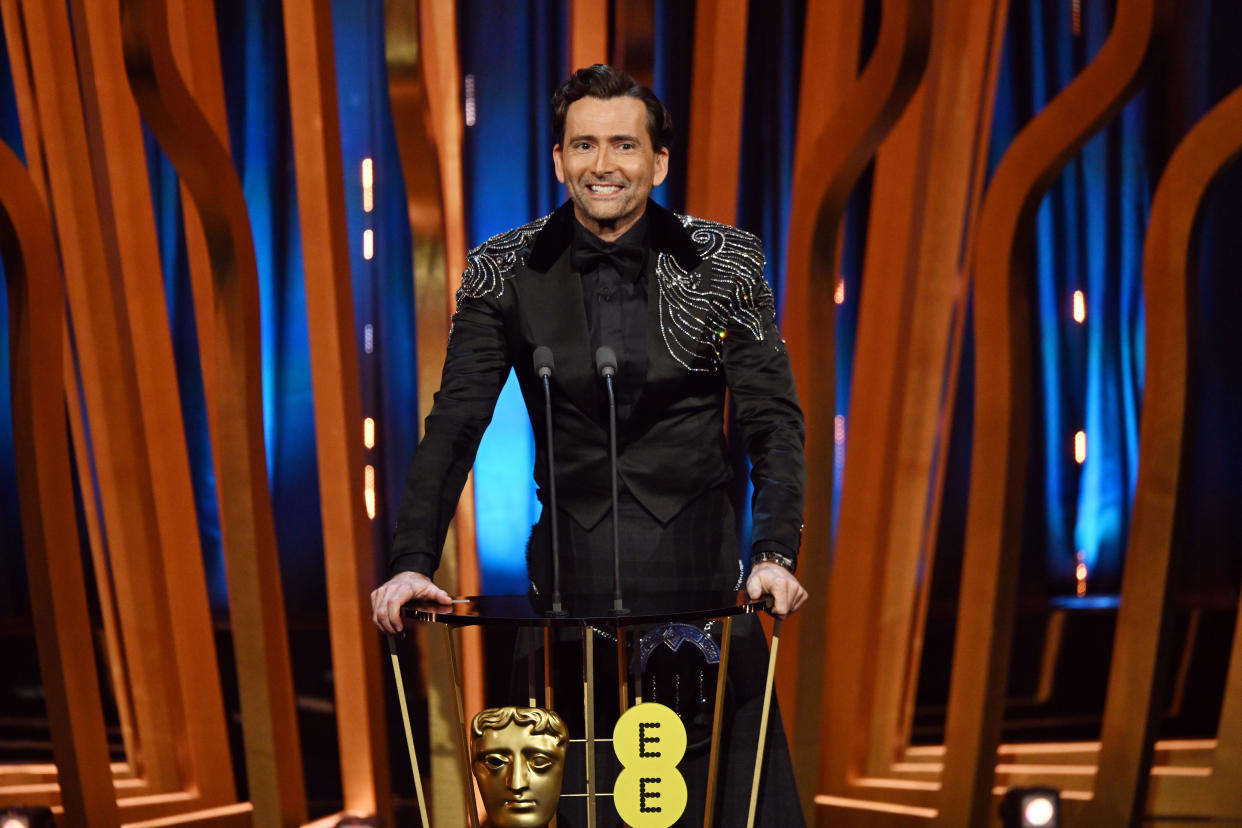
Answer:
[{"left": 571, "top": 216, "right": 648, "bottom": 423}]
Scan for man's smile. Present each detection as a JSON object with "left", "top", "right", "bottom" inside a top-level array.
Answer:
[{"left": 586, "top": 183, "right": 623, "bottom": 195}]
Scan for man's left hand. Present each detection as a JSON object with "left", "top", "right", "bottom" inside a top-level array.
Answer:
[{"left": 746, "top": 562, "right": 808, "bottom": 619}]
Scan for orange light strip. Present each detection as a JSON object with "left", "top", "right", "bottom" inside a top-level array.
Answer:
[
  {"left": 364, "top": 464, "right": 376, "bottom": 520},
  {"left": 815, "top": 794, "right": 937, "bottom": 818},
  {"left": 363, "top": 417, "right": 375, "bottom": 449},
  {"left": 361, "top": 157, "right": 374, "bottom": 213}
]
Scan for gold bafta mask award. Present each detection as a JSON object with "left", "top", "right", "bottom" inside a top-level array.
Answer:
[{"left": 470, "top": 706, "right": 569, "bottom": 827}]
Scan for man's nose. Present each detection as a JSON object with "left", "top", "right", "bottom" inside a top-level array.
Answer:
[
  {"left": 591, "top": 148, "right": 614, "bottom": 174},
  {"left": 507, "top": 758, "right": 530, "bottom": 791}
]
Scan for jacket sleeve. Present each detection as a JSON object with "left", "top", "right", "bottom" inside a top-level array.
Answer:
[
  {"left": 388, "top": 282, "right": 512, "bottom": 577},
  {"left": 718, "top": 236, "right": 807, "bottom": 568}
]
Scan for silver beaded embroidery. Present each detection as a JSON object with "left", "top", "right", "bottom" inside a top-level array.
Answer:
[
  {"left": 656, "top": 215, "right": 774, "bottom": 372},
  {"left": 451, "top": 212, "right": 776, "bottom": 370},
  {"left": 456, "top": 213, "right": 552, "bottom": 301}
]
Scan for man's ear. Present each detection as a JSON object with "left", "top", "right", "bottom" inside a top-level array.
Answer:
[
  {"left": 652, "top": 147, "right": 669, "bottom": 187},
  {"left": 553, "top": 144, "right": 565, "bottom": 183}
]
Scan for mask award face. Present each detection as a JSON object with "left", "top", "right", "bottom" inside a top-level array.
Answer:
[{"left": 470, "top": 707, "right": 569, "bottom": 828}]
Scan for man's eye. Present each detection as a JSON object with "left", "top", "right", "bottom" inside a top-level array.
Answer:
[
  {"left": 574, "top": 142, "right": 592, "bottom": 151},
  {"left": 618, "top": 143, "right": 635, "bottom": 151}
]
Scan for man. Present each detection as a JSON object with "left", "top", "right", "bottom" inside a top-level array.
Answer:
[
  {"left": 372, "top": 63, "right": 807, "bottom": 631},
  {"left": 371, "top": 65, "right": 808, "bottom": 825},
  {"left": 471, "top": 707, "right": 569, "bottom": 828}
]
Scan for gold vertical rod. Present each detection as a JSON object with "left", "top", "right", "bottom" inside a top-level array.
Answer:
[
  {"left": 443, "top": 624, "right": 481, "bottom": 828},
  {"left": 746, "top": 618, "right": 781, "bottom": 828},
  {"left": 529, "top": 627, "right": 540, "bottom": 708},
  {"left": 545, "top": 626, "right": 556, "bottom": 710},
  {"left": 584, "top": 627, "right": 597, "bottom": 828},
  {"left": 702, "top": 615, "right": 734, "bottom": 828},
  {"left": 617, "top": 625, "right": 630, "bottom": 715},
  {"left": 387, "top": 637, "right": 430, "bottom": 828}
]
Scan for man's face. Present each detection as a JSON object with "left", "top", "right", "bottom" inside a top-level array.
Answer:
[
  {"left": 472, "top": 724, "right": 567, "bottom": 827},
  {"left": 553, "top": 95, "right": 669, "bottom": 242}
]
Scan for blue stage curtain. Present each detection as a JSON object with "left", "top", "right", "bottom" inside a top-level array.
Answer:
[
  {"left": 458, "top": 0, "right": 568, "bottom": 594},
  {"left": 977, "top": 0, "right": 1148, "bottom": 593}
]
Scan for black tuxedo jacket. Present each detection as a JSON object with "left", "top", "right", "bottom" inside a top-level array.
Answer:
[{"left": 389, "top": 199, "right": 805, "bottom": 578}]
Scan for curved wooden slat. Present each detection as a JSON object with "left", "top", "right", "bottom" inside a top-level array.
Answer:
[
  {"left": 0, "top": 0, "right": 141, "bottom": 786},
  {"left": 937, "top": 1, "right": 1165, "bottom": 825},
  {"left": 778, "top": 0, "right": 931, "bottom": 805},
  {"left": 19, "top": 0, "right": 185, "bottom": 792},
  {"left": 120, "top": 0, "right": 307, "bottom": 823},
  {"left": 685, "top": 0, "right": 749, "bottom": 224},
  {"left": 0, "top": 142, "right": 120, "bottom": 828},
  {"left": 68, "top": 0, "right": 236, "bottom": 806},
  {"left": 384, "top": 2, "right": 481, "bottom": 823},
  {"left": 1086, "top": 81, "right": 1242, "bottom": 825},
  {"left": 282, "top": 2, "right": 392, "bottom": 823},
  {"left": 778, "top": 2, "right": 865, "bottom": 810},
  {"left": 820, "top": 0, "right": 1011, "bottom": 790},
  {"left": 569, "top": 0, "right": 607, "bottom": 71}
]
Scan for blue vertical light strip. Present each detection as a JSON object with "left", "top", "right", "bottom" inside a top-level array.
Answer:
[
  {"left": 1071, "top": 0, "right": 1147, "bottom": 589},
  {"left": 987, "top": 0, "right": 1148, "bottom": 592},
  {"left": 460, "top": 0, "right": 567, "bottom": 593},
  {"left": 1030, "top": 0, "right": 1078, "bottom": 583},
  {"left": 735, "top": 0, "right": 806, "bottom": 556},
  {"left": 214, "top": 0, "right": 324, "bottom": 606},
  {"left": 330, "top": 0, "right": 420, "bottom": 551}
]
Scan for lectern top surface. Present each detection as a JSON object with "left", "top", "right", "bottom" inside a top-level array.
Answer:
[{"left": 402, "top": 591, "right": 763, "bottom": 627}]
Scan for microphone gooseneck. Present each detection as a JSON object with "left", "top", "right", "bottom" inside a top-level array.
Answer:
[
  {"left": 594, "top": 346, "right": 627, "bottom": 615},
  {"left": 533, "top": 347, "right": 565, "bottom": 615}
]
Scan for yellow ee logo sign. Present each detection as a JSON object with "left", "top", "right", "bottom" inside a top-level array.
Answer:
[{"left": 612, "top": 703, "right": 688, "bottom": 827}]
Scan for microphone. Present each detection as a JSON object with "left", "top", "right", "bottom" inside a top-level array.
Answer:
[
  {"left": 533, "top": 347, "right": 565, "bottom": 616},
  {"left": 594, "top": 346, "right": 627, "bottom": 615}
]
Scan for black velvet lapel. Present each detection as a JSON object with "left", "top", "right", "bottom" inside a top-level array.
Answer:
[
  {"left": 526, "top": 199, "right": 702, "bottom": 274},
  {"left": 511, "top": 243, "right": 600, "bottom": 418}
]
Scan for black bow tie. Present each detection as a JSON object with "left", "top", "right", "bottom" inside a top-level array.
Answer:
[{"left": 572, "top": 233, "right": 646, "bottom": 280}]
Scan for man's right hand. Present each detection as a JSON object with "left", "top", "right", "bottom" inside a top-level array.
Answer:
[{"left": 371, "top": 571, "right": 453, "bottom": 634}]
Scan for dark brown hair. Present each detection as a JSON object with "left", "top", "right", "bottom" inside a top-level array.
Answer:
[{"left": 551, "top": 64, "right": 674, "bottom": 151}]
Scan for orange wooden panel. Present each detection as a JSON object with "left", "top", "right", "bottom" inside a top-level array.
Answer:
[
  {"left": 839, "top": 81, "right": 930, "bottom": 780},
  {"left": 0, "top": 142, "right": 120, "bottom": 828},
  {"left": 778, "top": 1, "right": 865, "bottom": 807},
  {"left": 937, "top": 1, "right": 1164, "bottom": 825},
  {"left": 20, "top": 0, "right": 185, "bottom": 792},
  {"left": 684, "top": 0, "right": 748, "bottom": 224},
  {"left": 122, "top": 0, "right": 308, "bottom": 823},
  {"left": 1, "top": 0, "right": 142, "bottom": 781},
  {"left": 611, "top": 0, "right": 655, "bottom": 87},
  {"left": 1087, "top": 81, "right": 1242, "bottom": 824},
  {"left": 384, "top": 4, "right": 482, "bottom": 821},
  {"left": 69, "top": 0, "right": 236, "bottom": 805},
  {"left": 166, "top": 0, "right": 232, "bottom": 419},
  {"left": 282, "top": 2, "right": 392, "bottom": 822},
  {"left": 780, "top": 0, "right": 931, "bottom": 810},
  {"left": 843, "top": 0, "right": 1010, "bottom": 783},
  {"left": 569, "top": 0, "right": 608, "bottom": 72}
]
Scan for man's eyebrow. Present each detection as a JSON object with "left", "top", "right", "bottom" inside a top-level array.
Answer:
[{"left": 565, "top": 133, "right": 644, "bottom": 144}]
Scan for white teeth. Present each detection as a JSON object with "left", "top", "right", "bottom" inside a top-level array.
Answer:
[{"left": 588, "top": 184, "right": 621, "bottom": 193}]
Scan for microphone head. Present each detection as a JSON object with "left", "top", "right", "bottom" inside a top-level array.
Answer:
[
  {"left": 533, "top": 346, "right": 554, "bottom": 378},
  {"left": 595, "top": 345, "right": 618, "bottom": 378}
]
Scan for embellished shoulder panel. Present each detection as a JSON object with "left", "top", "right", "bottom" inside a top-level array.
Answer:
[
  {"left": 655, "top": 214, "right": 775, "bottom": 372},
  {"left": 457, "top": 213, "right": 553, "bottom": 301}
]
